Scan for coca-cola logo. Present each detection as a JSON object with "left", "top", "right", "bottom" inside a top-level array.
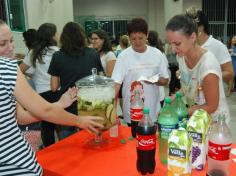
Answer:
[
  {"left": 208, "top": 146, "right": 219, "bottom": 155},
  {"left": 137, "top": 134, "right": 156, "bottom": 151},
  {"left": 130, "top": 108, "right": 143, "bottom": 121},
  {"left": 139, "top": 139, "right": 155, "bottom": 146},
  {"left": 208, "top": 141, "right": 232, "bottom": 161},
  {"left": 133, "top": 111, "right": 143, "bottom": 116}
]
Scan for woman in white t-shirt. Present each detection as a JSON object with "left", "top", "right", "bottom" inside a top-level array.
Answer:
[
  {"left": 166, "top": 14, "right": 230, "bottom": 123},
  {"left": 91, "top": 29, "right": 116, "bottom": 77},
  {"left": 19, "top": 23, "right": 60, "bottom": 147},
  {"left": 186, "top": 8, "right": 234, "bottom": 97}
]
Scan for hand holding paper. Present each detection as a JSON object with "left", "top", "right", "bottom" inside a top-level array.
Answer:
[{"left": 137, "top": 74, "right": 159, "bottom": 83}]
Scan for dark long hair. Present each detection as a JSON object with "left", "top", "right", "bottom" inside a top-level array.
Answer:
[
  {"left": 31, "top": 23, "right": 57, "bottom": 67},
  {"left": 227, "top": 35, "right": 236, "bottom": 49},
  {"left": 92, "top": 29, "right": 112, "bottom": 54},
  {"left": 148, "top": 30, "right": 164, "bottom": 53},
  {"left": 23, "top": 29, "right": 37, "bottom": 50},
  {"left": 60, "top": 22, "right": 87, "bottom": 57}
]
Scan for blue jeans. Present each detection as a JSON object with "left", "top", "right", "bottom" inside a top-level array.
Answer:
[{"left": 57, "top": 126, "right": 77, "bottom": 140}]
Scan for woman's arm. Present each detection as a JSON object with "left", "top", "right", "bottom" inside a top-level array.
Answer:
[
  {"left": 51, "top": 75, "right": 60, "bottom": 92},
  {"left": 16, "top": 87, "right": 78, "bottom": 124},
  {"left": 189, "top": 73, "right": 219, "bottom": 115},
  {"left": 14, "top": 68, "right": 103, "bottom": 134},
  {"left": 114, "top": 83, "right": 121, "bottom": 99},
  {"left": 19, "top": 62, "right": 30, "bottom": 74},
  {"left": 16, "top": 103, "right": 40, "bottom": 124},
  {"left": 221, "top": 61, "right": 234, "bottom": 82},
  {"left": 106, "top": 60, "right": 116, "bottom": 77}
]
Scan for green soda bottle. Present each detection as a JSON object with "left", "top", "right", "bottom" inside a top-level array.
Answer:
[
  {"left": 157, "top": 97, "right": 179, "bottom": 164},
  {"left": 173, "top": 92, "right": 189, "bottom": 128}
]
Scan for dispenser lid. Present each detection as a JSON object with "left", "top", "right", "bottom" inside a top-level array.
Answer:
[{"left": 75, "top": 68, "right": 114, "bottom": 87}]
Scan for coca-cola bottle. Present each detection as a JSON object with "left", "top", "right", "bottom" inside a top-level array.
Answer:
[
  {"left": 207, "top": 114, "right": 232, "bottom": 176},
  {"left": 136, "top": 108, "right": 157, "bottom": 175},
  {"left": 130, "top": 90, "right": 144, "bottom": 138}
]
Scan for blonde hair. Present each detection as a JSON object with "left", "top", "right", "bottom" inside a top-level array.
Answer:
[{"left": 119, "top": 35, "right": 129, "bottom": 48}]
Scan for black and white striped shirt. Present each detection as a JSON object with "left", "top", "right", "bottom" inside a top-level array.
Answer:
[{"left": 0, "top": 58, "right": 42, "bottom": 176}]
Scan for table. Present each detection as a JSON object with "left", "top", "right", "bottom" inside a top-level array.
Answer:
[{"left": 37, "top": 126, "right": 236, "bottom": 176}]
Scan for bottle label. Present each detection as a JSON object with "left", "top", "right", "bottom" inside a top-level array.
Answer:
[
  {"left": 130, "top": 108, "right": 143, "bottom": 121},
  {"left": 158, "top": 123, "right": 178, "bottom": 139},
  {"left": 188, "top": 131, "right": 202, "bottom": 143},
  {"left": 208, "top": 141, "right": 232, "bottom": 161},
  {"left": 169, "top": 148, "right": 186, "bottom": 159},
  {"left": 136, "top": 134, "right": 156, "bottom": 151}
]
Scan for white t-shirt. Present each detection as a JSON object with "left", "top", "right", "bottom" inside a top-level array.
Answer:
[
  {"left": 100, "top": 51, "right": 116, "bottom": 73},
  {"left": 112, "top": 46, "right": 169, "bottom": 123},
  {"left": 159, "top": 53, "right": 169, "bottom": 101},
  {"left": 178, "top": 51, "right": 230, "bottom": 123},
  {"left": 23, "top": 46, "right": 59, "bottom": 93},
  {"left": 201, "top": 35, "right": 231, "bottom": 65},
  {"left": 23, "top": 51, "right": 35, "bottom": 75}
]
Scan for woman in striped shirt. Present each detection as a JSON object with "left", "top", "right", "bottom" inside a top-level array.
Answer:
[{"left": 0, "top": 20, "right": 103, "bottom": 176}]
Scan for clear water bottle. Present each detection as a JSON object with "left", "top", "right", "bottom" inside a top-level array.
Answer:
[
  {"left": 157, "top": 97, "right": 179, "bottom": 164},
  {"left": 207, "top": 114, "right": 232, "bottom": 176},
  {"left": 136, "top": 108, "right": 157, "bottom": 175},
  {"left": 130, "top": 90, "right": 144, "bottom": 138}
]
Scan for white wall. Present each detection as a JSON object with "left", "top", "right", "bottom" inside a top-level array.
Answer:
[
  {"left": 73, "top": 0, "right": 201, "bottom": 41},
  {"left": 73, "top": 0, "right": 165, "bottom": 39},
  {"left": 73, "top": 0, "right": 148, "bottom": 19},
  {"left": 164, "top": 0, "right": 183, "bottom": 25},
  {"left": 13, "top": 32, "right": 26, "bottom": 54},
  {"left": 14, "top": 0, "right": 74, "bottom": 54},
  {"left": 25, "top": 0, "right": 73, "bottom": 33},
  {"left": 155, "top": 0, "right": 165, "bottom": 41}
]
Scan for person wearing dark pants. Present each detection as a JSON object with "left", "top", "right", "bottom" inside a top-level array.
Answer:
[
  {"left": 20, "top": 23, "right": 60, "bottom": 147},
  {"left": 168, "top": 63, "right": 180, "bottom": 96},
  {"left": 40, "top": 90, "right": 60, "bottom": 146}
]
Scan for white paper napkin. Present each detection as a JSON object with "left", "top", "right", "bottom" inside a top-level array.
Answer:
[{"left": 137, "top": 74, "right": 159, "bottom": 83}]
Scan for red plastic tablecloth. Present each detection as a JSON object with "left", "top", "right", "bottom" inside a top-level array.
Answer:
[{"left": 37, "top": 126, "right": 236, "bottom": 176}]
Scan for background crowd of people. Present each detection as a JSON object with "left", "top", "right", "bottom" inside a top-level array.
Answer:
[{"left": 0, "top": 6, "right": 234, "bottom": 175}]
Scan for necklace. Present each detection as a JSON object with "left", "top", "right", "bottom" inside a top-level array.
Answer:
[{"left": 185, "top": 47, "right": 206, "bottom": 69}]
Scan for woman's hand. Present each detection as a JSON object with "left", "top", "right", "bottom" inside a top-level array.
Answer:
[
  {"left": 176, "top": 69, "right": 181, "bottom": 79},
  {"left": 188, "top": 106, "right": 197, "bottom": 116},
  {"left": 76, "top": 116, "right": 104, "bottom": 135},
  {"left": 57, "top": 87, "right": 78, "bottom": 108}
]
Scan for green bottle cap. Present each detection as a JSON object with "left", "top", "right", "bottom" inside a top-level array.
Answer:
[
  {"left": 176, "top": 91, "right": 182, "bottom": 98},
  {"left": 164, "top": 97, "right": 171, "bottom": 104},
  {"left": 143, "top": 108, "right": 150, "bottom": 114}
]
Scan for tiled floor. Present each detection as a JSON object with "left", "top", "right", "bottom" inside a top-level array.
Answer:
[{"left": 227, "top": 92, "right": 236, "bottom": 142}]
